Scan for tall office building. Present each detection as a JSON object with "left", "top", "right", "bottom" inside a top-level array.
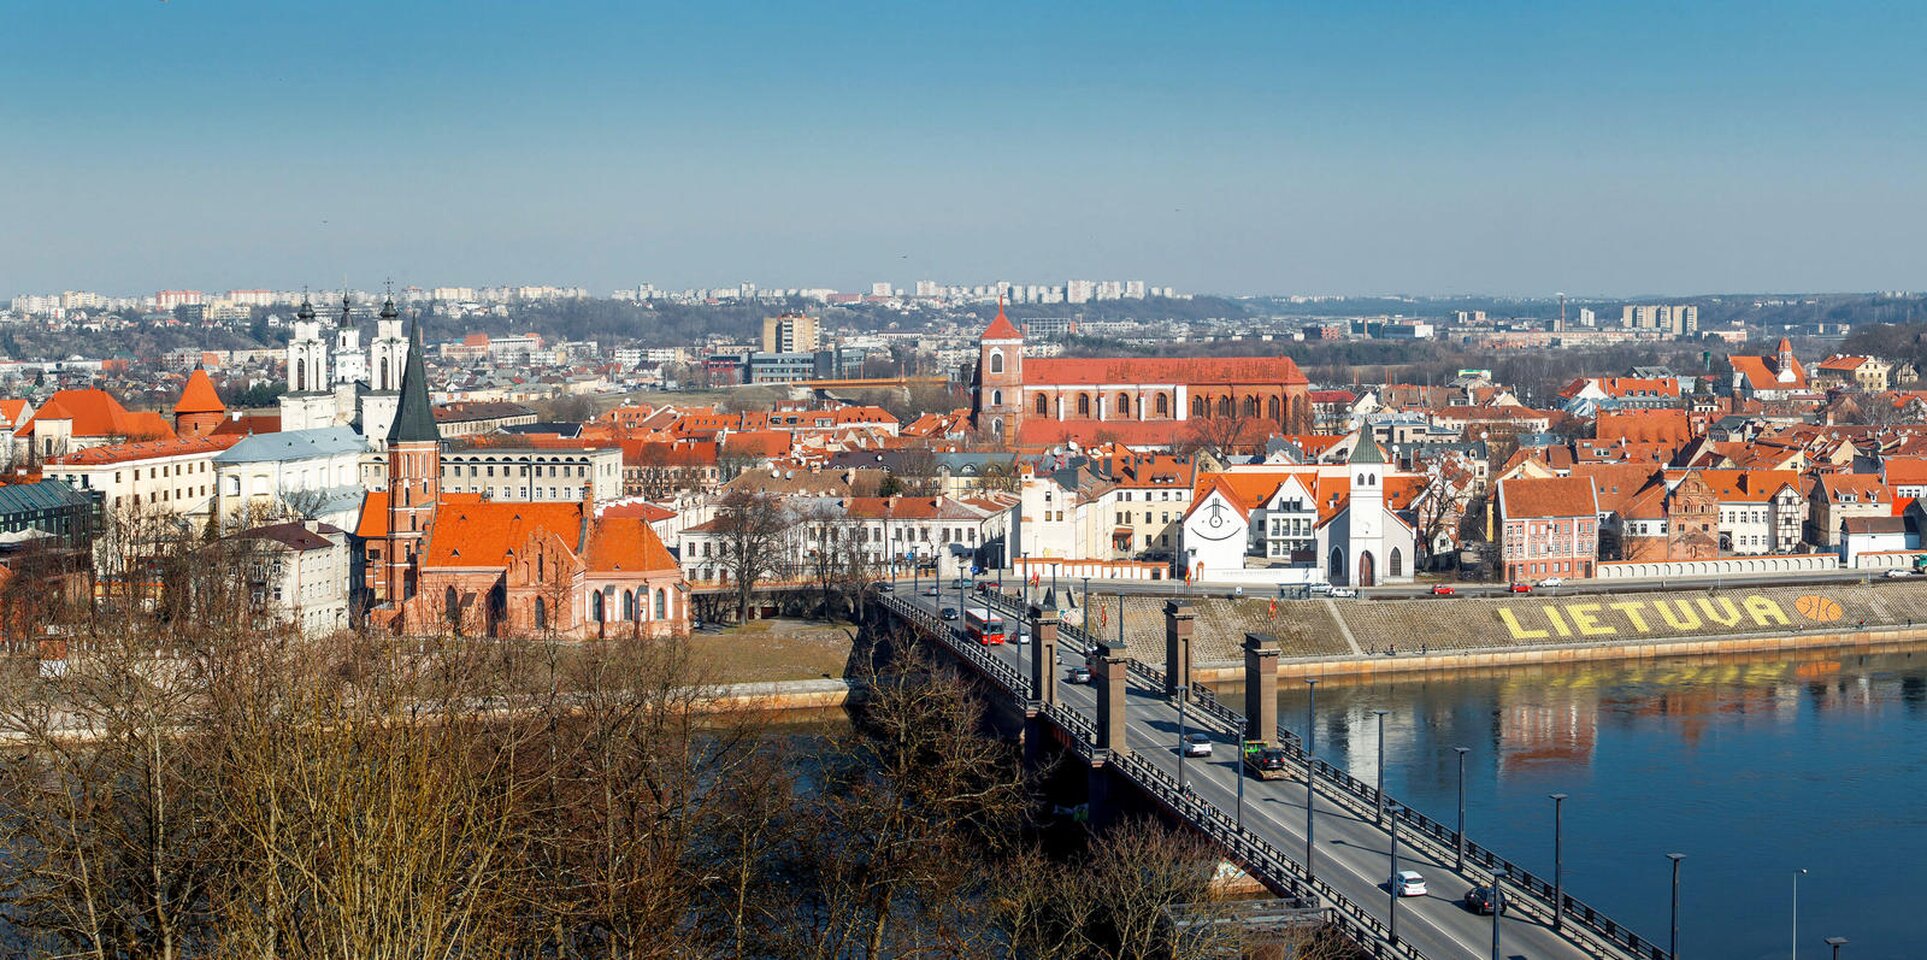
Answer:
[{"left": 761, "top": 313, "right": 820, "bottom": 353}]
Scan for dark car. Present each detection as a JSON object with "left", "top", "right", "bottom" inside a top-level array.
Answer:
[
  {"left": 873, "top": 581, "right": 894, "bottom": 593},
  {"left": 1067, "top": 665, "right": 1093, "bottom": 684},
  {"left": 976, "top": 580, "right": 1003, "bottom": 594},
  {"left": 1463, "top": 885, "right": 1500, "bottom": 915},
  {"left": 940, "top": 607, "right": 959, "bottom": 621}
]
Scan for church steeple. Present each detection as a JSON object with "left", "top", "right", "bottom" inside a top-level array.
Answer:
[{"left": 387, "top": 317, "right": 440, "bottom": 445}]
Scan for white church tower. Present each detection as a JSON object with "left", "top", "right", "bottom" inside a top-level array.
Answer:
[
  {"left": 1345, "top": 433, "right": 1388, "bottom": 586},
  {"left": 279, "top": 296, "right": 339, "bottom": 431},
  {"left": 332, "top": 293, "right": 367, "bottom": 386},
  {"left": 358, "top": 299, "right": 412, "bottom": 444}
]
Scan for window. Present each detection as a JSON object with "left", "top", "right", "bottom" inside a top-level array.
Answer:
[
  {"left": 1077, "top": 394, "right": 1090, "bottom": 416},
  {"left": 1156, "top": 393, "right": 1169, "bottom": 416},
  {"left": 989, "top": 350, "right": 1004, "bottom": 374},
  {"left": 655, "top": 588, "right": 667, "bottom": 620},
  {"left": 1116, "top": 392, "right": 1131, "bottom": 415},
  {"left": 534, "top": 598, "right": 548, "bottom": 630},
  {"left": 1192, "top": 396, "right": 1206, "bottom": 417},
  {"left": 1035, "top": 394, "right": 1048, "bottom": 416},
  {"left": 992, "top": 389, "right": 1003, "bottom": 407}
]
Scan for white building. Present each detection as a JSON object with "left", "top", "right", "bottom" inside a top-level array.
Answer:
[
  {"left": 233, "top": 520, "right": 352, "bottom": 636},
  {"left": 212, "top": 426, "right": 370, "bottom": 532},
  {"left": 43, "top": 434, "right": 238, "bottom": 520}
]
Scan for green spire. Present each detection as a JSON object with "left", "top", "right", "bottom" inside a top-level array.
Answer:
[{"left": 387, "top": 316, "right": 440, "bottom": 444}]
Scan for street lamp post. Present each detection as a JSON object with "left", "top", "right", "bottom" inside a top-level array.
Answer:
[
  {"left": 1305, "top": 678, "right": 1319, "bottom": 884},
  {"left": 1235, "top": 747, "right": 1245, "bottom": 830},
  {"left": 1387, "top": 801, "right": 1401, "bottom": 945},
  {"left": 1824, "top": 936, "right": 1848, "bottom": 960},
  {"left": 1455, "top": 747, "right": 1471, "bottom": 870},
  {"left": 1668, "top": 853, "right": 1686, "bottom": 959},
  {"left": 1371, "top": 709, "right": 1388, "bottom": 824},
  {"left": 1549, "top": 792, "right": 1567, "bottom": 931},
  {"left": 1793, "top": 868, "right": 1807, "bottom": 960},
  {"left": 1050, "top": 561, "right": 1059, "bottom": 613},
  {"left": 1177, "top": 694, "right": 1188, "bottom": 792},
  {"left": 1082, "top": 576, "right": 1092, "bottom": 642},
  {"left": 1490, "top": 873, "right": 1504, "bottom": 960}
]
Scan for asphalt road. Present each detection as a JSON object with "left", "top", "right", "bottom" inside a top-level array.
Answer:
[{"left": 897, "top": 590, "right": 1625, "bottom": 960}]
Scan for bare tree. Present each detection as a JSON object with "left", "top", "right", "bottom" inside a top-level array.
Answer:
[{"left": 711, "top": 489, "right": 794, "bottom": 622}]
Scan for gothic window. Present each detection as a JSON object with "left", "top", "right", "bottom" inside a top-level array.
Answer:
[
  {"left": 534, "top": 598, "right": 548, "bottom": 630},
  {"left": 623, "top": 589, "right": 636, "bottom": 621},
  {"left": 989, "top": 350, "right": 1004, "bottom": 374},
  {"left": 445, "top": 587, "right": 460, "bottom": 630},
  {"left": 1117, "top": 392, "right": 1131, "bottom": 416},
  {"left": 1077, "top": 394, "right": 1091, "bottom": 417},
  {"left": 1035, "top": 394, "right": 1048, "bottom": 416},
  {"left": 1268, "top": 396, "right": 1280, "bottom": 420},
  {"left": 1192, "top": 396, "right": 1206, "bottom": 417},
  {"left": 992, "top": 389, "right": 1003, "bottom": 407},
  {"left": 1390, "top": 548, "right": 1403, "bottom": 577},
  {"left": 655, "top": 588, "right": 667, "bottom": 620},
  {"left": 591, "top": 590, "right": 605, "bottom": 623},
  {"left": 1243, "top": 396, "right": 1260, "bottom": 417},
  {"left": 1217, "top": 397, "right": 1232, "bottom": 417},
  {"left": 1156, "top": 393, "right": 1169, "bottom": 416}
]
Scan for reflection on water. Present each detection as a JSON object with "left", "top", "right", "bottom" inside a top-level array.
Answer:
[{"left": 1249, "top": 643, "right": 1927, "bottom": 959}]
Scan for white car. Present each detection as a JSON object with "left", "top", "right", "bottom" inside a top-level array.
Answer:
[
  {"left": 1393, "top": 870, "right": 1427, "bottom": 897},
  {"left": 1182, "top": 733, "right": 1214, "bottom": 757},
  {"left": 1885, "top": 568, "right": 1913, "bottom": 579},
  {"left": 1327, "top": 586, "right": 1358, "bottom": 599},
  {"left": 1012, "top": 627, "right": 1029, "bottom": 644},
  {"left": 1539, "top": 577, "right": 1566, "bottom": 588}
]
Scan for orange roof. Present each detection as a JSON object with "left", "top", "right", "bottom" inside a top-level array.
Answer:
[
  {"left": 1024, "top": 355, "right": 1307, "bottom": 387},
  {"left": 1884, "top": 457, "right": 1927, "bottom": 486},
  {"left": 0, "top": 399, "right": 29, "bottom": 426},
  {"left": 1729, "top": 352, "right": 1809, "bottom": 391},
  {"left": 1596, "top": 409, "right": 1696, "bottom": 446},
  {"left": 14, "top": 388, "right": 175, "bottom": 441},
  {"left": 174, "top": 368, "right": 225, "bottom": 415},
  {"left": 585, "top": 515, "right": 677, "bottom": 573},
  {"left": 426, "top": 496, "right": 585, "bottom": 567},
  {"left": 982, "top": 299, "right": 1022, "bottom": 340},
  {"left": 721, "top": 430, "right": 791, "bottom": 460},
  {"left": 1499, "top": 475, "right": 1598, "bottom": 520},
  {"left": 355, "top": 491, "right": 390, "bottom": 538},
  {"left": 599, "top": 501, "right": 676, "bottom": 523},
  {"left": 44, "top": 433, "right": 239, "bottom": 466}
]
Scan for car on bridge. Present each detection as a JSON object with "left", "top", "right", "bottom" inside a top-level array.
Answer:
[
  {"left": 873, "top": 581, "right": 894, "bottom": 592},
  {"left": 976, "top": 580, "right": 1003, "bottom": 594},
  {"left": 1392, "top": 870, "right": 1427, "bottom": 897},
  {"left": 1066, "top": 665, "right": 1093, "bottom": 684},
  {"left": 1430, "top": 584, "right": 1458, "bottom": 597},
  {"left": 1241, "top": 741, "right": 1290, "bottom": 780},
  {"left": 940, "top": 607, "right": 959, "bottom": 621},
  {"left": 1886, "top": 568, "right": 1914, "bottom": 579},
  {"left": 1463, "top": 884, "right": 1502, "bottom": 915},
  {"left": 921, "top": 585, "right": 940, "bottom": 596},
  {"left": 1182, "top": 733, "right": 1213, "bottom": 757},
  {"left": 1327, "top": 586, "right": 1358, "bottom": 599}
]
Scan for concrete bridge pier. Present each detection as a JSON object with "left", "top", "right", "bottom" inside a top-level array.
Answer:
[
  {"left": 1243, "top": 633, "right": 1279, "bottom": 742},
  {"left": 1164, "top": 600, "right": 1194, "bottom": 700},
  {"left": 1024, "top": 603, "right": 1060, "bottom": 771},
  {"left": 1088, "top": 636, "right": 1131, "bottom": 826}
]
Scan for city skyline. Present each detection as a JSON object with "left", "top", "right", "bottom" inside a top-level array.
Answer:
[{"left": 8, "top": 2, "right": 1927, "bottom": 297}]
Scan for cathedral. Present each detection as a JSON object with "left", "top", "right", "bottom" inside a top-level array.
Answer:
[
  {"left": 354, "top": 316, "right": 687, "bottom": 638},
  {"left": 279, "top": 294, "right": 411, "bottom": 440},
  {"left": 968, "top": 301, "right": 1314, "bottom": 447}
]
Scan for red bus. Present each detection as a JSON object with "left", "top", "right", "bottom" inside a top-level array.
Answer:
[{"left": 964, "top": 607, "right": 1006, "bottom": 645}]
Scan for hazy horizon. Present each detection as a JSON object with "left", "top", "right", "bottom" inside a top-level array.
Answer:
[{"left": 7, "top": 1, "right": 1926, "bottom": 298}]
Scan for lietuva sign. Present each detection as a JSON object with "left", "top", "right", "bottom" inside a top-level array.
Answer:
[{"left": 1494, "top": 594, "right": 1840, "bottom": 642}]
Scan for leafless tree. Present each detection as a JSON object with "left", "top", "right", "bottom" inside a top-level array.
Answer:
[{"left": 711, "top": 488, "right": 794, "bottom": 622}]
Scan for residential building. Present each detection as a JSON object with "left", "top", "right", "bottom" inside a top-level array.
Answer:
[
  {"left": 1496, "top": 475, "right": 1600, "bottom": 582},
  {"left": 233, "top": 520, "right": 351, "bottom": 636},
  {"left": 761, "top": 313, "right": 820, "bottom": 354}
]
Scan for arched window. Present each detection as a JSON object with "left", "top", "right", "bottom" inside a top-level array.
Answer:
[
  {"left": 991, "top": 389, "right": 1003, "bottom": 407},
  {"left": 1156, "top": 393, "right": 1169, "bottom": 417},
  {"left": 591, "top": 590, "right": 605, "bottom": 623},
  {"left": 1217, "top": 397, "right": 1232, "bottom": 417},
  {"left": 1243, "top": 396, "right": 1260, "bottom": 417},
  {"left": 379, "top": 357, "right": 389, "bottom": 387},
  {"left": 1192, "top": 396, "right": 1206, "bottom": 417},
  {"left": 1035, "top": 394, "right": 1048, "bottom": 416},
  {"left": 1117, "top": 393, "right": 1131, "bottom": 416},
  {"left": 655, "top": 588, "right": 667, "bottom": 620},
  {"left": 293, "top": 364, "right": 303, "bottom": 393},
  {"left": 445, "top": 587, "right": 461, "bottom": 630},
  {"left": 1389, "top": 548, "right": 1404, "bottom": 577},
  {"left": 534, "top": 598, "right": 548, "bottom": 631},
  {"left": 989, "top": 350, "right": 1004, "bottom": 374},
  {"left": 1268, "top": 396, "right": 1281, "bottom": 421},
  {"left": 1077, "top": 394, "right": 1091, "bottom": 417},
  {"left": 622, "top": 589, "right": 637, "bottom": 621},
  {"left": 536, "top": 552, "right": 544, "bottom": 579}
]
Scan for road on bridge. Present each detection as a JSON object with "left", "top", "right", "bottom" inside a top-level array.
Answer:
[{"left": 894, "top": 590, "right": 1641, "bottom": 960}]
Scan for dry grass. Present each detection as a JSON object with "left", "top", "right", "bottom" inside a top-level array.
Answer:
[{"left": 688, "top": 618, "right": 858, "bottom": 684}]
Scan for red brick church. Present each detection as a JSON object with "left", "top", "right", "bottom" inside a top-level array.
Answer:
[
  {"left": 969, "top": 302, "right": 1313, "bottom": 448},
  {"left": 356, "top": 322, "right": 687, "bottom": 638}
]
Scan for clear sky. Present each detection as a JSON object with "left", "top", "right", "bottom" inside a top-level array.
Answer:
[{"left": 6, "top": 1, "right": 1926, "bottom": 298}]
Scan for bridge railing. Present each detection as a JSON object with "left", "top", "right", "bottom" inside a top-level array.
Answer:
[{"left": 1274, "top": 726, "right": 1670, "bottom": 960}]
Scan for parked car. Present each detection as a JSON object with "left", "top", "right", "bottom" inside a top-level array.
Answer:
[
  {"left": 1067, "top": 665, "right": 1093, "bottom": 684},
  {"left": 921, "top": 585, "right": 940, "bottom": 596},
  {"left": 1327, "top": 586, "right": 1358, "bottom": 599},
  {"left": 1392, "top": 870, "right": 1427, "bottom": 897},
  {"left": 951, "top": 577, "right": 970, "bottom": 589},
  {"left": 1309, "top": 582, "right": 1335, "bottom": 596},
  {"left": 1886, "top": 568, "right": 1913, "bottom": 579},
  {"left": 1539, "top": 576, "right": 1566, "bottom": 587},
  {"left": 1430, "top": 585, "right": 1458, "bottom": 597},
  {"left": 873, "top": 581, "right": 894, "bottom": 593},
  {"left": 1182, "top": 733, "right": 1214, "bottom": 757},
  {"left": 1463, "top": 884, "right": 1500, "bottom": 915},
  {"left": 1508, "top": 582, "right": 1532, "bottom": 594},
  {"left": 940, "top": 607, "right": 959, "bottom": 621}
]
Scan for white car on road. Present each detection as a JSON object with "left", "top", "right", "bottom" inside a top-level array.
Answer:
[
  {"left": 1182, "top": 733, "right": 1214, "bottom": 757},
  {"left": 1393, "top": 870, "right": 1427, "bottom": 897},
  {"left": 1538, "top": 577, "right": 1566, "bottom": 588}
]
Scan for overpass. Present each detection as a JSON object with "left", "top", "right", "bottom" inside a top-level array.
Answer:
[{"left": 881, "top": 588, "right": 1673, "bottom": 960}]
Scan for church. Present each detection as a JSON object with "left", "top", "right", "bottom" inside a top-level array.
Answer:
[
  {"left": 968, "top": 302, "right": 1314, "bottom": 448},
  {"left": 278, "top": 293, "right": 412, "bottom": 439},
  {"left": 353, "top": 318, "right": 687, "bottom": 638}
]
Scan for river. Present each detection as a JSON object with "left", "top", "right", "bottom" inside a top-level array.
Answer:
[{"left": 1263, "top": 643, "right": 1927, "bottom": 959}]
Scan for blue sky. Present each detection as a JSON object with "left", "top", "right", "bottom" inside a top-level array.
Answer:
[{"left": 5, "top": 1, "right": 1925, "bottom": 297}]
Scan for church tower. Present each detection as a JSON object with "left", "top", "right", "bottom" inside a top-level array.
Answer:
[
  {"left": 382, "top": 318, "right": 442, "bottom": 616},
  {"left": 359, "top": 301, "right": 411, "bottom": 444},
  {"left": 1346, "top": 433, "right": 1387, "bottom": 586},
  {"left": 972, "top": 299, "right": 1024, "bottom": 441},
  {"left": 332, "top": 293, "right": 368, "bottom": 386},
  {"left": 280, "top": 296, "right": 338, "bottom": 430}
]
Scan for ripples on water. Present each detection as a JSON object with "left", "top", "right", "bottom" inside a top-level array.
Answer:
[{"left": 1256, "top": 642, "right": 1927, "bottom": 959}]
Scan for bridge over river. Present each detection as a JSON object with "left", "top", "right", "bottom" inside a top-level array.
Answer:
[{"left": 881, "top": 589, "right": 1678, "bottom": 960}]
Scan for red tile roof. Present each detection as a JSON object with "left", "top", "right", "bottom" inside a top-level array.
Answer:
[
  {"left": 585, "top": 515, "right": 678, "bottom": 573},
  {"left": 1498, "top": 475, "right": 1599, "bottom": 520},
  {"left": 982, "top": 300, "right": 1022, "bottom": 340},
  {"left": 1024, "top": 355, "right": 1308, "bottom": 387},
  {"left": 45, "top": 433, "right": 239, "bottom": 466},
  {"left": 426, "top": 496, "right": 584, "bottom": 567},
  {"left": 14, "top": 389, "right": 174, "bottom": 441},
  {"left": 174, "top": 368, "right": 225, "bottom": 415}
]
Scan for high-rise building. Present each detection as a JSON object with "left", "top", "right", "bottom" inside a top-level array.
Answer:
[
  {"left": 870, "top": 282, "right": 894, "bottom": 297},
  {"left": 762, "top": 313, "right": 820, "bottom": 354}
]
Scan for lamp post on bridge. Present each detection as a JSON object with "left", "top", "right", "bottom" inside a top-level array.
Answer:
[
  {"left": 1305, "top": 677, "right": 1319, "bottom": 885},
  {"left": 1082, "top": 576, "right": 1092, "bottom": 642},
  {"left": 1455, "top": 746, "right": 1470, "bottom": 871},
  {"left": 1825, "top": 936, "right": 1848, "bottom": 959},
  {"left": 1387, "top": 800, "right": 1402, "bottom": 946},
  {"left": 1372, "top": 709, "right": 1389, "bottom": 825},
  {"left": 1793, "top": 868, "right": 1807, "bottom": 960},
  {"left": 1668, "top": 852, "right": 1686, "bottom": 959},
  {"left": 1176, "top": 692, "right": 1188, "bottom": 792},
  {"left": 1490, "top": 872, "right": 1505, "bottom": 960},
  {"left": 1549, "top": 792, "right": 1567, "bottom": 932}
]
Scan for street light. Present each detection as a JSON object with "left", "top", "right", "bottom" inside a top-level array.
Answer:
[
  {"left": 1372, "top": 709, "right": 1389, "bottom": 825},
  {"left": 1824, "top": 936, "right": 1848, "bottom": 960},
  {"left": 1082, "top": 576, "right": 1092, "bottom": 641},
  {"left": 1305, "top": 677, "right": 1319, "bottom": 884},
  {"left": 1387, "top": 800, "right": 1402, "bottom": 945},
  {"left": 1793, "top": 868, "right": 1807, "bottom": 960},
  {"left": 1549, "top": 793, "right": 1567, "bottom": 931},
  {"left": 1668, "top": 853, "right": 1686, "bottom": 959},
  {"left": 1177, "top": 693, "right": 1188, "bottom": 792},
  {"left": 1490, "top": 872, "right": 1504, "bottom": 960},
  {"left": 1455, "top": 747, "right": 1471, "bottom": 870}
]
